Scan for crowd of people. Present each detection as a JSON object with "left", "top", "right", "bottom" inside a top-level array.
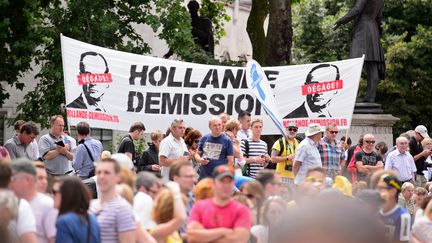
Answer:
[{"left": 1, "top": 113, "right": 432, "bottom": 243}]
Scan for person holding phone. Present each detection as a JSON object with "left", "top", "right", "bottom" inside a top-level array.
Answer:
[
  {"left": 240, "top": 119, "right": 270, "bottom": 179},
  {"left": 39, "top": 115, "right": 73, "bottom": 176}
]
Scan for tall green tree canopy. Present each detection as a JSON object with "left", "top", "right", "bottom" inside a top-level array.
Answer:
[{"left": 6, "top": 0, "right": 231, "bottom": 128}]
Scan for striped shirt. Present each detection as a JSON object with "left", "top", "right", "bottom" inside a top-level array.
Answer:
[
  {"left": 241, "top": 138, "right": 268, "bottom": 178},
  {"left": 317, "top": 137, "right": 345, "bottom": 178},
  {"left": 89, "top": 196, "right": 136, "bottom": 243}
]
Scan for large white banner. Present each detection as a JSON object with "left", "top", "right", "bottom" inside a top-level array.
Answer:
[{"left": 61, "top": 35, "right": 364, "bottom": 134}]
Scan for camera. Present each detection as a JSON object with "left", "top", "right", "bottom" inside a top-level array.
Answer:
[{"left": 285, "top": 164, "right": 293, "bottom": 171}]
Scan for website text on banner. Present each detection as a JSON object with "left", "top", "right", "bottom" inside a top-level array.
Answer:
[{"left": 61, "top": 35, "right": 364, "bottom": 134}]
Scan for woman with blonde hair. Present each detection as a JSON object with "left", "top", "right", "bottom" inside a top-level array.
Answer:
[
  {"left": 225, "top": 119, "right": 246, "bottom": 173},
  {"left": 150, "top": 182, "right": 187, "bottom": 243},
  {"left": 194, "top": 178, "right": 214, "bottom": 201}
]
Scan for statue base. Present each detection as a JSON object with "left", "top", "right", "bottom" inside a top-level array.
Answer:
[
  {"left": 344, "top": 104, "right": 399, "bottom": 147},
  {"left": 354, "top": 102, "right": 384, "bottom": 114}
]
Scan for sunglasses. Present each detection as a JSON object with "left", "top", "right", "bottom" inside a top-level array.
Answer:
[
  {"left": 245, "top": 194, "right": 255, "bottom": 199},
  {"left": 365, "top": 140, "right": 376, "bottom": 144},
  {"left": 194, "top": 139, "right": 200, "bottom": 143},
  {"left": 287, "top": 127, "right": 298, "bottom": 132},
  {"left": 328, "top": 131, "right": 338, "bottom": 134}
]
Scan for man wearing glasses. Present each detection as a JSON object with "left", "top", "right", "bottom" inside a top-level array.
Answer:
[
  {"left": 317, "top": 123, "right": 346, "bottom": 179},
  {"left": 355, "top": 134, "right": 384, "bottom": 181},
  {"left": 271, "top": 122, "right": 299, "bottom": 186}
]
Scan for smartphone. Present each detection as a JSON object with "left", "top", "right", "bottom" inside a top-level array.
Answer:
[{"left": 55, "top": 140, "right": 65, "bottom": 147}]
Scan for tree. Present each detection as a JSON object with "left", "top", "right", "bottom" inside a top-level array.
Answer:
[
  {"left": 266, "top": 0, "right": 293, "bottom": 66},
  {"left": 13, "top": 0, "right": 234, "bottom": 128},
  {"left": 247, "top": 0, "right": 303, "bottom": 66},
  {"left": 0, "top": 0, "right": 49, "bottom": 106},
  {"left": 247, "top": 0, "right": 268, "bottom": 64}
]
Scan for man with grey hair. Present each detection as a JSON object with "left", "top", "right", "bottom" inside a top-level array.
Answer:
[
  {"left": 159, "top": 118, "right": 191, "bottom": 183},
  {"left": 5, "top": 121, "right": 39, "bottom": 160},
  {"left": 8, "top": 158, "right": 57, "bottom": 243},
  {"left": 385, "top": 136, "right": 417, "bottom": 183},
  {"left": 133, "top": 171, "right": 162, "bottom": 229},
  {"left": 195, "top": 116, "right": 234, "bottom": 179}
]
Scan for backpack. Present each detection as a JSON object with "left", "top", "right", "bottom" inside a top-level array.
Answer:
[
  {"left": 277, "top": 137, "right": 285, "bottom": 156},
  {"left": 241, "top": 139, "right": 250, "bottom": 176}
]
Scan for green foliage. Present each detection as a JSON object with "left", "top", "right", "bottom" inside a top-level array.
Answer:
[
  {"left": 292, "top": 0, "right": 432, "bottom": 136},
  {"left": 292, "top": 0, "right": 351, "bottom": 63},
  {"left": 200, "top": 0, "right": 232, "bottom": 44},
  {"left": 114, "top": 133, "right": 147, "bottom": 156},
  {"left": 0, "top": 0, "right": 48, "bottom": 106},
  {"left": 12, "top": 0, "right": 234, "bottom": 128}
]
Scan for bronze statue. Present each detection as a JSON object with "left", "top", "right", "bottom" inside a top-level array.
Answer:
[
  {"left": 164, "top": 0, "right": 214, "bottom": 58},
  {"left": 334, "top": 0, "right": 385, "bottom": 103}
]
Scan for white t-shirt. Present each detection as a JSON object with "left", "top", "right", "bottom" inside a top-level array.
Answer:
[
  {"left": 9, "top": 199, "right": 36, "bottom": 237},
  {"left": 30, "top": 193, "right": 58, "bottom": 243},
  {"left": 251, "top": 225, "right": 269, "bottom": 243},
  {"left": 133, "top": 191, "right": 156, "bottom": 229},
  {"left": 159, "top": 133, "right": 188, "bottom": 182}
]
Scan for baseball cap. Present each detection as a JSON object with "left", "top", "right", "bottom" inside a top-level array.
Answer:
[
  {"left": 11, "top": 158, "right": 36, "bottom": 176},
  {"left": 379, "top": 174, "right": 402, "bottom": 192},
  {"left": 286, "top": 122, "right": 298, "bottom": 128},
  {"left": 415, "top": 125, "right": 429, "bottom": 138},
  {"left": 212, "top": 165, "right": 234, "bottom": 180},
  {"left": 305, "top": 123, "right": 325, "bottom": 137}
]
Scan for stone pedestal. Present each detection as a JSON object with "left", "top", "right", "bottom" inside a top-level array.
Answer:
[{"left": 342, "top": 113, "right": 400, "bottom": 147}]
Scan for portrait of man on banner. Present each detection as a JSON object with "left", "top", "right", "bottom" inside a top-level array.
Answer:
[
  {"left": 284, "top": 64, "right": 342, "bottom": 119},
  {"left": 66, "top": 51, "right": 112, "bottom": 112}
]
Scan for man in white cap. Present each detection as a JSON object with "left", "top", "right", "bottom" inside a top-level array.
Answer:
[
  {"left": 409, "top": 125, "right": 430, "bottom": 187},
  {"left": 293, "top": 123, "right": 325, "bottom": 185}
]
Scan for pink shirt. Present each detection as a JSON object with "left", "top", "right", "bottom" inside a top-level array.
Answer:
[{"left": 188, "top": 198, "right": 251, "bottom": 230}]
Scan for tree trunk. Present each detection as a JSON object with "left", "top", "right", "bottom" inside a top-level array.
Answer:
[
  {"left": 266, "top": 0, "right": 292, "bottom": 66},
  {"left": 246, "top": 0, "right": 268, "bottom": 65}
]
